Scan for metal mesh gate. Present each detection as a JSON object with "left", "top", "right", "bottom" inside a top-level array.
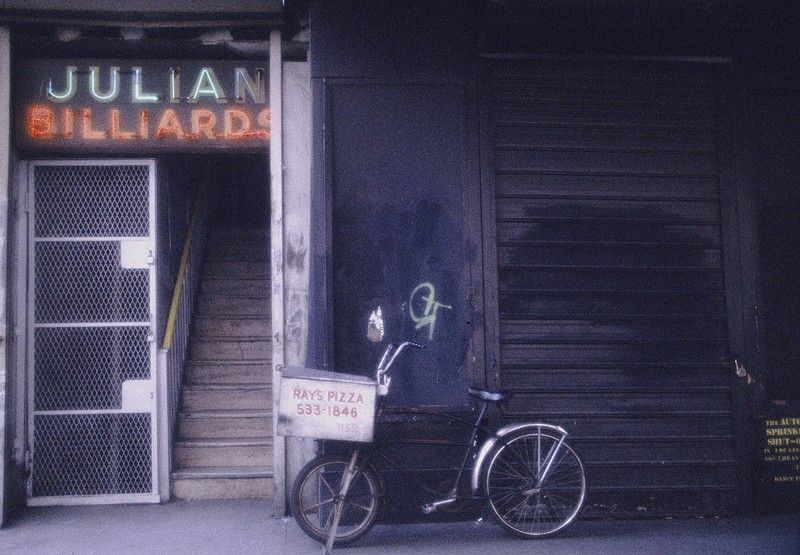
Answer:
[{"left": 28, "top": 161, "right": 158, "bottom": 504}]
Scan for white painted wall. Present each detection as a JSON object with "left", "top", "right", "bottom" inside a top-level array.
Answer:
[
  {"left": 270, "top": 37, "right": 314, "bottom": 514},
  {"left": 0, "top": 26, "right": 11, "bottom": 526},
  {"left": 283, "top": 62, "right": 311, "bottom": 370},
  {"left": 269, "top": 29, "right": 286, "bottom": 516},
  {"left": 281, "top": 60, "right": 315, "bottom": 510}
]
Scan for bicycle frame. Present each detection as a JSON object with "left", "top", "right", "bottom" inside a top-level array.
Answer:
[
  {"left": 345, "top": 405, "right": 571, "bottom": 513},
  {"left": 367, "top": 342, "right": 573, "bottom": 506},
  {"left": 365, "top": 405, "right": 493, "bottom": 509},
  {"left": 293, "top": 342, "right": 586, "bottom": 551}
]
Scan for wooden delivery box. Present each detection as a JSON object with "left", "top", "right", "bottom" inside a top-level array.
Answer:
[{"left": 277, "top": 367, "right": 378, "bottom": 442}]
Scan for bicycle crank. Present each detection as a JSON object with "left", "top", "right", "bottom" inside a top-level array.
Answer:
[{"left": 421, "top": 498, "right": 457, "bottom": 514}]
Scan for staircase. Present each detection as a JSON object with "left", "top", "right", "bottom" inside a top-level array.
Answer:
[{"left": 171, "top": 227, "right": 274, "bottom": 500}]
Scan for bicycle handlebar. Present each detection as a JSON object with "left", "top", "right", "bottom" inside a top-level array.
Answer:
[{"left": 375, "top": 342, "right": 424, "bottom": 395}]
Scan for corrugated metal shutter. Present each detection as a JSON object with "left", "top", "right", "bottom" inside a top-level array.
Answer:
[{"left": 484, "top": 60, "right": 739, "bottom": 516}]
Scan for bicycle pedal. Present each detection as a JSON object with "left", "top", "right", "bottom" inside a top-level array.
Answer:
[{"left": 421, "top": 498, "right": 456, "bottom": 514}]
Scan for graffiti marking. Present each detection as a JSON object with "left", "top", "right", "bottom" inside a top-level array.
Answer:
[{"left": 409, "top": 282, "right": 452, "bottom": 340}]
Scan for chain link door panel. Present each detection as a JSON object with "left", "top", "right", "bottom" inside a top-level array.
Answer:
[{"left": 28, "top": 161, "right": 157, "bottom": 504}]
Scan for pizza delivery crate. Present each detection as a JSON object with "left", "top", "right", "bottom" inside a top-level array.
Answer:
[{"left": 276, "top": 367, "right": 378, "bottom": 443}]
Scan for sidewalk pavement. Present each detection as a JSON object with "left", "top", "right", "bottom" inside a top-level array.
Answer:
[{"left": 0, "top": 499, "right": 797, "bottom": 555}]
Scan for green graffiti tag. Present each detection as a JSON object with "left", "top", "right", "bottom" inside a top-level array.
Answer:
[{"left": 409, "top": 282, "right": 452, "bottom": 340}]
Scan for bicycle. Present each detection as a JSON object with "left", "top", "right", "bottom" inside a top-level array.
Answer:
[{"left": 289, "top": 342, "right": 587, "bottom": 549}]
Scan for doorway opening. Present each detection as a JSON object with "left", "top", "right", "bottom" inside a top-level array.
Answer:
[{"left": 162, "top": 153, "right": 275, "bottom": 501}]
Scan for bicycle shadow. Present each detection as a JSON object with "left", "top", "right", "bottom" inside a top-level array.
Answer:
[{"left": 332, "top": 518, "right": 595, "bottom": 554}]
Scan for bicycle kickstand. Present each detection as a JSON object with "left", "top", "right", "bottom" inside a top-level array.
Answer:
[{"left": 323, "top": 449, "right": 361, "bottom": 555}]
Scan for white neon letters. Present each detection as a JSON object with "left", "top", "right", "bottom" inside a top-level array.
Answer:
[
  {"left": 89, "top": 66, "right": 120, "bottom": 102},
  {"left": 43, "top": 65, "right": 266, "bottom": 105},
  {"left": 47, "top": 66, "right": 77, "bottom": 102},
  {"left": 29, "top": 63, "right": 270, "bottom": 145}
]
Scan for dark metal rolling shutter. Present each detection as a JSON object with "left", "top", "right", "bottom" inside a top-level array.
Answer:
[{"left": 485, "top": 60, "right": 739, "bottom": 516}]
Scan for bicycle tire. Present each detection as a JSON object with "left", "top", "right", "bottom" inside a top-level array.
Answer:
[
  {"left": 483, "top": 429, "right": 586, "bottom": 538},
  {"left": 290, "top": 453, "right": 381, "bottom": 545}
]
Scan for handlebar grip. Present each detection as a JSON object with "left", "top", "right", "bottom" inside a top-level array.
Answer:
[
  {"left": 375, "top": 341, "right": 425, "bottom": 381},
  {"left": 403, "top": 341, "right": 425, "bottom": 350}
]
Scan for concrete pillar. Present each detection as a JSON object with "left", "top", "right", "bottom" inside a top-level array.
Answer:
[
  {"left": 269, "top": 28, "right": 287, "bottom": 516},
  {"left": 0, "top": 25, "right": 11, "bottom": 526},
  {"left": 270, "top": 45, "right": 314, "bottom": 513},
  {"left": 281, "top": 61, "right": 315, "bottom": 511}
]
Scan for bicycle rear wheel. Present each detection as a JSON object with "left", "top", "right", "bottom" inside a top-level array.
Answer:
[
  {"left": 290, "top": 453, "right": 381, "bottom": 545},
  {"left": 484, "top": 430, "right": 586, "bottom": 538}
]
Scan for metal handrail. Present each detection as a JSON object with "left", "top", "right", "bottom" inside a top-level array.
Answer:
[
  {"left": 156, "top": 183, "right": 211, "bottom": 500},
  {"left": 163, "top": 189, "right": 205, "bottom": 350}
]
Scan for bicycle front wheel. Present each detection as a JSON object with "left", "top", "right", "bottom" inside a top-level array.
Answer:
[
  {"left": 484, "top": 430, "right": 586, "bottom": 538},
  {"left": 290, "top": 453, "right": 381, "bottom": 545}
]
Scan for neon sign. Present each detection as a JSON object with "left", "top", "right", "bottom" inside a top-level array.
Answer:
[{"left": 16, "top": 60, "right": 270, "bottom": 151}]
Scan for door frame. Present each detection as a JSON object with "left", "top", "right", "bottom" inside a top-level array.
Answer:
[{"left": 25, "top": 158, "right": 159, "bottom": 506}]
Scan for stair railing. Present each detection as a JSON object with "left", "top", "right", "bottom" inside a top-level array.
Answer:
[{"left": 156, "top": 184, "right": 212, "bottom": 501}]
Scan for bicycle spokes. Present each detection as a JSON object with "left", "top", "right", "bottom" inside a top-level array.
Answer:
[
  {"left": 485, "top": 431, "right": 586, "bottom": 537},
  {"left": 291, "top": 455, "right": 381, "bottom": 546}
]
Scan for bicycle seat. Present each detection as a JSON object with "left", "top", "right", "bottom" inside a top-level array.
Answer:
[{"left": 468, "top": 388, "right": 513, "bottom": 404}]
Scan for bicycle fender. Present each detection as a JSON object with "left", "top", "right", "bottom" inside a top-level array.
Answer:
[{"left": 471, "top": 422, "right": 570, "bottom": 494}]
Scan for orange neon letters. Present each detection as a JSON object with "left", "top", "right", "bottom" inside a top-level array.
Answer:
[{"left": 25, "top": 106, "right": 270, "bottom": 143}]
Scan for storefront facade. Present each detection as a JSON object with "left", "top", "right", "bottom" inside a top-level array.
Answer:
[
  {"left": 303, "top": 1, "right": 800, "bottom": 518},
  {"left": 1, "top": 0, "right": 798, "bottom": 526},
  {"left": 0, "top": 1, "right": 313, "bottom": 521}
]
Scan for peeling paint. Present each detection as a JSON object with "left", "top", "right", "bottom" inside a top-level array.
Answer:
[
  {"left": 286, "top": 231, "right": 307, "bottom": 272},
  {"left": 286, "top": 291, "right": 308, "bottom": 363}
]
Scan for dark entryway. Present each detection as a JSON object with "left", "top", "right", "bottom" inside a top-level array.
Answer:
[{"left": 165, "top": 153, "right": 274, "bottom": 501}]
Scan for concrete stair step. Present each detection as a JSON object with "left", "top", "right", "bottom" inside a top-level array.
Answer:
[
  {"left": 196, "top": 295, "right": 270, "bottom": 317},
  {"left": 189, "top": 338, "right": 272, "bottom": 361},
  {"left": 174, "top": 438, "right": 273, "bottom": 468},
  {"left": 200, "top": 278, "right": 270, "bottom": 297},
  {"left": 206, "top": 242, "right": 270, "bottom": 261},
  {"left": 194, "top": 316, "right": 271, "bottom": 339},
  {"left": 170, "top": 225, "right": 274, "bottom": 501},
  {"left": 211, "top": 228, "right": 269, "bottom": 242},
  {"left": 172, "top": 466, "right": 274, "bottom": 480},
  {"left": 171, "top": 466, "right": 273, "bottom": 501},
  {"left": 177, "top": 410, "right": 272, "bottom": 439},
  {"left": 203, "top": 260, "right": 269, "bottom": 280},
  {"left": 181, "top": 384, "right": 271, "bottom": 412},
  {"left": 186, "top": 360, "right": 271, "bottom": 385}
]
